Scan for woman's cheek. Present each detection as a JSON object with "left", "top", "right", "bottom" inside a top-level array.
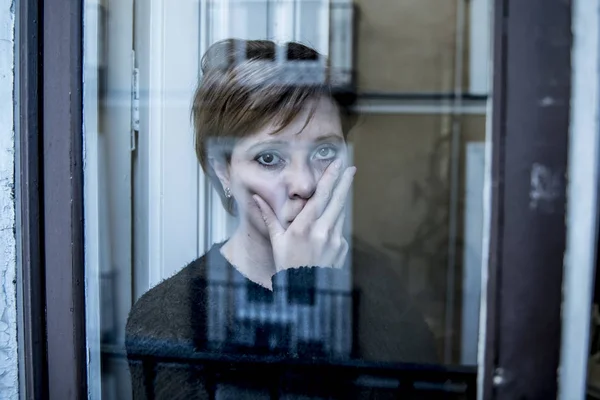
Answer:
[
  {"left": 313, "top": 162, "right": 330, "bottom": 180},
  {"left": 248, "top": 178, "right": 286, "bottom": 217}
]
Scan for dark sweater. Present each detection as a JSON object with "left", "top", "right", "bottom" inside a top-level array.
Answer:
[{"left": 125, "top": 242, "right": 438, "bottom": 399}]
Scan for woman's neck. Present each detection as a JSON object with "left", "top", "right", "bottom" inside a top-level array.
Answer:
[{"left": 220, "top": 223, "right": 276, "bottom": 290}]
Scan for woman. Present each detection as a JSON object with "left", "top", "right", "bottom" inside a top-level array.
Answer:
[{"left": 126, "top": 39, "right": 438, "bottom": 399}]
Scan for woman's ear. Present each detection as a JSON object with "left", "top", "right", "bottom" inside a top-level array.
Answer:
[{"left": 209, "top": 156, "right": 230, "bottom": 192}]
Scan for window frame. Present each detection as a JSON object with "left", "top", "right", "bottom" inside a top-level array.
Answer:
[
  {"left": 18, "top": 0, "right": 576, "bottom": 398},
  {"left": 478, "top": 0, "right": 572, "bottom": 399},
  {"left": 19, "top": 0, "right": 88, "bottom": 398},
  {"left": 43, "top": 0, "right": 87, "bottom": 396},
  {"left": 16, "top": 0, "right": 47, "bottom": 398}
]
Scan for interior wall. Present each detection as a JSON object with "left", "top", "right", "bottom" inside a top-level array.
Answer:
[
  {"left": 354, "top": 0, "right": 458, "bottom": 92},
  {"left": 346, "top": 0, "right": 488, "bottom": 364},
  {"left": 349, "top": 113, "right": 486, "bottom": 362}
]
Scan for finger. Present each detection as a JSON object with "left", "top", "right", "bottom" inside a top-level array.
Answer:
[
  {"left": 296, "top": 159, "right": 343, "bottom": 223},
  {"left": 253, "top": 195, "right": 284, "bottom": 238},
  {"left": 318, "top": 166, "right": 356, "bottom": 227}
]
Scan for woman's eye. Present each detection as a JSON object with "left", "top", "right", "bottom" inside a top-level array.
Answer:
[
  {"left": 256, "top": 152, "right": 282, "bottom": 167},
  {"left": 313, "top": 146, "right": 337, "bottom": 161}
]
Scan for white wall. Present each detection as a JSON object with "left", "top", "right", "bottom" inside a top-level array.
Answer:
[{"left": 0, "top": 0, "right": 18, "bottom": 398}]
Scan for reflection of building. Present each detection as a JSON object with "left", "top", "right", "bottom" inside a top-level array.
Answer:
[
  {"left": 206, "top": 247, "right": 355, "bottom": 357},
  {"left": 206, "top": 276, "right": 356, "bottom": 357},
  {"left": 204, "top": 0, "right": 355, "bottom": 90}
]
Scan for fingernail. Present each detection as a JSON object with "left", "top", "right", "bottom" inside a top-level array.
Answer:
[
  {"left": 333, "top": 160, "right": 342, "bottom": 170},
  {"left": 350, "top": 166, "right": 357, "bottom": 176}
]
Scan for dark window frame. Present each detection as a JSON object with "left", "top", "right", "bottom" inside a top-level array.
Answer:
[
  {"left": 479, "top": 0, "right": 571, "bottom": 399},
  {"left": 18, "top": 0, "right": 87, "bottom": 398},
  {"left": 16, "top": 0, "right": 573, "bottom": 398},
  {"left": 17, "top": 0, "right": 47, "bottom": 398},
  {"left": 42, "top": 0, "right": 87, "bottom": 396}
]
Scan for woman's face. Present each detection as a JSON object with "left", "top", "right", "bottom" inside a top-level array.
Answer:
[{"left": 216, "top": 96, "right": 347, "bottom": 238}]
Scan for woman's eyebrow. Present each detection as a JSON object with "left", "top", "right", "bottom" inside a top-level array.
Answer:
[
  {"left": 245, "top": 134, "right": 343, "bottom": 153},
  {"left": 314, "top": 134, "right": 344, "bottom": 144},
  {"left": 245, "top": 139, "right": 288, "bottom": 153}
]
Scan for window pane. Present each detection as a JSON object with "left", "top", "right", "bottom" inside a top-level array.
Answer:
[{"left": 83, "top": 0, "right": 491, "bottom": 398}]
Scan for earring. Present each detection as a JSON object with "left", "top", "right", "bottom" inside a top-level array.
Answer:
[{"left": 225, "top": 187, "right": 232, "bottom": 198}]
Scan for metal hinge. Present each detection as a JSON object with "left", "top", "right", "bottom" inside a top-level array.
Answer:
[{"left": 131, "top": 50, "right": 140, "bottom": 151}]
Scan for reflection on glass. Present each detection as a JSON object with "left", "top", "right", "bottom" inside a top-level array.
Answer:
[{"left": 84, "top": 0, "right": 489, "bottom": 399}]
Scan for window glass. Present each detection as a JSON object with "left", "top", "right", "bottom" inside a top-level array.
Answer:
[{"left": 83, "top": 0, "right": 492, "bottom": 398}]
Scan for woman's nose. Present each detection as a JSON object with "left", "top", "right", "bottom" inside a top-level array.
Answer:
[{"left": 285, "top": 160, "right": 317, "bottom": 200}]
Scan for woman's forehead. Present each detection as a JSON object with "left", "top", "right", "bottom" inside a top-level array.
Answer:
[{"left": 241, "top": 98, "right": 343, "bottom": 145}]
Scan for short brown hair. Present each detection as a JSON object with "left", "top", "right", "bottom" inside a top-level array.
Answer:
[{"left": 191, "top": 39, "right": 356, "bottom": 213}]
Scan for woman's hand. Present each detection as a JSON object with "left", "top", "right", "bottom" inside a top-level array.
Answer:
[{"left": 253, "top": 160, "right": 356, "bottom": 273}]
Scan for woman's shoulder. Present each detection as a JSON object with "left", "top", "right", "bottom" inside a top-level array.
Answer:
[
  {"left": 351, "top": 239, "right": 440, "bottom": 363},
  {"left": 125, "top": 252, "right": 212, "bottom": 355}
]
